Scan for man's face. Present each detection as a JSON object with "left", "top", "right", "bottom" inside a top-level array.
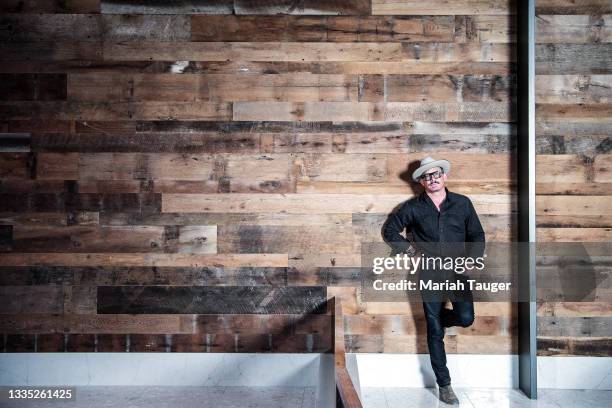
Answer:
[{"left": 419, "top": 166, "right": 447, "bottom": 193}]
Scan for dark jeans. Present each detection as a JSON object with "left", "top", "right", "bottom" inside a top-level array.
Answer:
[{"left": 420, "top": 269, "right": 475, "bottom": 387}]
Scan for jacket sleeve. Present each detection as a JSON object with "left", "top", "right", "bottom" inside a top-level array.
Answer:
[
  {"left": 382, "top": 201, "right": 414, "bottom": 255},
  {"left": 465, "top": 198, "right": 486, "bottom": 259}
]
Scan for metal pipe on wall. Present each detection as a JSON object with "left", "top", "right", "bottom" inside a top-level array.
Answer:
[{"left": 517, "top": 0, "right": 538, "bottom": 399}]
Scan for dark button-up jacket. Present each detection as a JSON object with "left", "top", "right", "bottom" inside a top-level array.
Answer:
[{"left": 383, "top": 188, "right": 485, "bottom": 258}]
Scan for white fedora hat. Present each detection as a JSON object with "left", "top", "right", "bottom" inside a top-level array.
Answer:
[{"left": 412, "top": 156, "right": 451, "bottom": 182}]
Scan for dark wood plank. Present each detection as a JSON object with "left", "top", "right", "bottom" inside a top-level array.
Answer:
[
  {"left": 538, "top": 337, "right": 612, "bottom": 356},
  {"left": 0, "top": 225, "right": 12, "bottom": 252},
  {"left": 0, "top": 193, "right": 161, "bottom": 213},
  {"left": 0, "top": 133, "right": 31, "bottom": 152},
  {"left": 0, "top": 60, "right": 514, "bottom": 76},
  {"left": 0, "top": 0, "right": 100, "bottom": 13},
  {"left": 0, "top": 266, "right": 288, "bottom": 286},
  {"left": 0, "top": 285, "right": 64, "bottom": 314},
  {"left": 234, "top": 0, "right": 371, "bottom": 15},
  {"left": 0, "top": 15, "right": 190, "bottom": 42},
  {"left": 100, "top": 0, "right": 234, "bottom": 14},
  {"left": 536, "top": 0, "right": 612, "bottom": 14},
  {"left": 31, "top": 132, "right": 260, "bottom": 153},
  {"left": 192, "top": 15, "right": 453, "bottom": 42},
  {"left": 97, "top": 286, "right": 328, "bottom": 314},
  {"left": 536, "top": 44, "right": 612, "bottom": 75},
  {"left": 0, "top": 101, "right": 232, "bottom": 121}
]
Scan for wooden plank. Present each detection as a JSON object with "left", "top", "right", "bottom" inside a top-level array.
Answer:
[
  {"left": 296, "top": 153, "right": 387, "bottom": 182},
  {"left": 0, "top": 60, "right": 514, "bottom": 76},
  {"left": 343, "top": 314, "right": 511, "bottom": 336},
  {"left": 6, "top": 120, "right": 73, "bottom": 133},
  {"left": 455, "top": 334, "right": 516, "bottom": 354},
  {"left": 386, "top": 75, "right": 457, "bottom": 102},
  {"left": 67, "top": 73, "right": 358, "bottom": 103},
  {"left": 36, "top": 153, "right": 78, "bottom": 180},
  {"left": 536, "top": 155, "right": 591, "bottom": 183},
  {"left": 77, "top": 153, "right": 217, "bottom": 181},
  {"left": 536, "top": 196, "right": 612, "bottom": 216},
  {"left": 0, "top": 225, "right": 12, "bottom": 252},
  {"left": 462, "top": 15, "right": 514, "bottom": 43},
  {"left": 97, "top": 286, "right": 327, "bottom": 314},
  {"left": 0, "top": 153, "right": 32, "bottom": 180},
  {"left": 536, "top": 103, "right": 612, "bottom": 121},
  {"left": 0, "top": 285, "right": 63, "bottom": 313},
  {"left": 103, "top": 42, "right": 512, "bottom": 63},
  {"left": 162, "top": 193, "right": 513, "bottom": 215},
  {"left": 594, "top": 154, "right": 612, "bottom": 182},
  {"left": 536, "top": 15, "right": 612, "bottom": 44},
  {"left": 537, "top": 135, "right": 612, "bottom": 155},
  {"left": 62, "top": 284, "right": 96, "bottom": 314},
  {"left": 537, "top": 214, "right": 612, "bottom": 227},
  {"left": 536, "top": 120, "right": 611, "bottom": 137},
  {"left": 0, "top": 253, "right": 288, "bottom": 267},
  {"left": 536, "top": 44, "right": 612, "bottom": 75},
  {"left": 538, "top": 336, "right": 612, "bottom": 356},
  {"left": 0, "top": 133, "right": 30, "bottom": 152},
  {"left": 0, "top": 14, "right": 190, "bottom": 42},
  {"left": 537, "top": 301, "right": 612, "bottom": 317},
  {"left": 0, "top": 42, "right": 102, "bottom": 61},
  {"left": 191, "top": 15, "right": 455, "bottom": 42},
  {"left": 0, "top": 193, "right": 161, "bottom": 213},
  {"left": 536, "top": 0, "right": 612, "bottom": 15},
  {"left": 100, "top": 212, "right": 351, "bottom": 227},
  {"left": 0, "top": 314, "right": 195, "bottom": 334},
  {"left": 218, "top": 225, "right": 356, "bottom": 254},
  {"left": 536, "top": 75, "right": 612, "bottom": 104},
  {"left": 362, "top": 301, "right": 515, "bottom": 317},
  {"left": 10, "top": 225, "right": 213, "bottom": 253},
  {"left": 372, "top": 0, "right": 513, "bottom": 15},
  {"left": 233, "top": 101, "right": 513, "bottom": 122},
  {"left": 32, "top": 132, "right": 261, "bottom": 154},
  {"left": 100, "top": 0, "right": 234, "bottom": 14},
  {"left": 537, "top": 183, "right": 612, "bottom": 196},
  {"left": 4, "top": 334, "right": 35, "bottom": 351},
  {"left": 537, "top": 228, "right": 612, "bottom": 242},
  {"left": 37, "top": 333, "right": 66, "bottom": 351},
  {"left": 384, "top": 74, "right": 515, "bottom": 102},
  {"left": 538, "top": 316, "right": 612, "bottom": 337},
  {"left": 0, "top": 0, "right": 100, "bottom": 13},
  {"left": 234, "top": 0, "right": 371, "bottom": 15},
  {"left": 0, "top": 74, "right": 67, "bottom": 101},
  {"left": 0, "top": 266, "right": 288, "bottom": 286},
  {"left": 0, "top": 101, "right": 232, "bottom": 121}
]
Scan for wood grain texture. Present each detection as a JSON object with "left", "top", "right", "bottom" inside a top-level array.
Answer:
[
  {"left": 372, "top": 0, "right": 513, "bottom": 15},
  {"left": 97, "top": 286, "right": 327, "bottom": 314},
  {"left": 535, "top": 2, "right": 612, "bottom": 356},
  {"left": 0, "top": 1, "right": 528, "bottom": 356}
]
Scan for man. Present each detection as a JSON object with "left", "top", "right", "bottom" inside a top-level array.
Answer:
[{"left": 382, "top": 156, "right": 485, "bottom": 405}]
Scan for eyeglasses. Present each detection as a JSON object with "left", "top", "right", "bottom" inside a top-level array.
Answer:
[{"left": 420, "top": 170, "right": 444, "bottom": 182}]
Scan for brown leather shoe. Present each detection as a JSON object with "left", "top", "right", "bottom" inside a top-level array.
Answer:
[{"left": 438, "top": 384, "right": 460, "bottom": 405}]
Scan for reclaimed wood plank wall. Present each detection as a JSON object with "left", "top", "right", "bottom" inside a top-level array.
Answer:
[
  {"left": 535, "top": 0, "right": 612, "bottom": 356},
  {"left": 0, "top": 0, "right": 519, "bottom": 354}
]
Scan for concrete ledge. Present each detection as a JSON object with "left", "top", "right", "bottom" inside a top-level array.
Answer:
[
  {"left": 2, "top": 353, "right": 609, "bottom": 390},
  {"left": 0, "top": 353, "right": 320, "bottom": 387}
]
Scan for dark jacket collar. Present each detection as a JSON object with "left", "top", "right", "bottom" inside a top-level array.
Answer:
[{"left": 420, "top": 187, "right": 451, "bottom": 210}]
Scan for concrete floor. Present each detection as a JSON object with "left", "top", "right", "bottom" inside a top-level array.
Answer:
[
  {"left": 1, "top": 386, "right": 610, "bottom": 408},
  {"left": 361, "top": 387, "right": 612, "bottom": 408}
]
